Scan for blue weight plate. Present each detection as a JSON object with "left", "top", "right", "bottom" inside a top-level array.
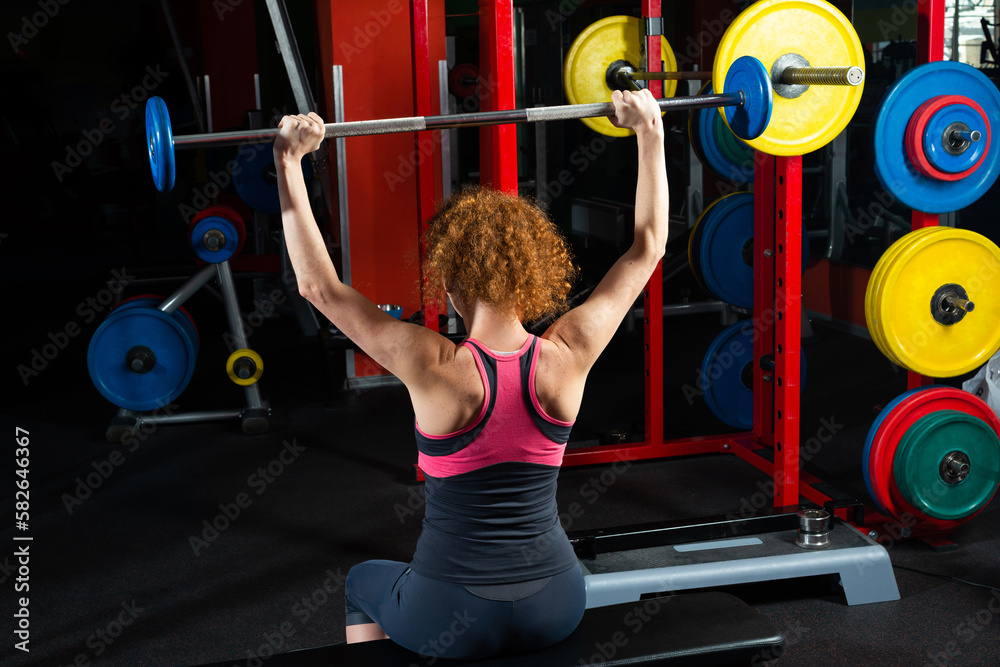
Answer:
[
  {"left": 88, "top": 307, "right": 198, "bottom": 412},
  {"left": 723, "top": 56, "right": 773, "bottom": 141},
  {"left": 861, "top": 385, "right": 939, "bottom": 515},
  {"left": 689, "top": 221, "right": 704, "bottom": 285},
  {"left": 699, "top": 193, "right": 755, "bottom": 309},
  {"left": 233, "top": 143, "right": 313, "bottom": 215},
  {"left": 701, "top": 321, "right": 808, "bottom": 431},
  {"left": 190, "top": 216, "right": 241, "bottom": 264},
  {"left": 688, "top": 203, "right": 709, "bottom": 289},
  {"left": 693, "top": 194, "right": 809, "bottom": 307},
  {"left": 688, "top": 194, "right": 735, "bottom": 292},
  {"left": 923, "top": 103, "right": 988, "bottom": 175},
  {"left": 873, "top": 62, "right": 1000, "bottom": 213},
  {"left": 145, "top": 97, "right": 175, "bottom": 193},
  {"left": 114, "top": 296, "right": 200, "bottom": 345},
  {"left": 702, "top": 321, "right": 756, "bottom": 430},
  {"left": 695, "top": 84, "right": 754, "bottom": 183}
]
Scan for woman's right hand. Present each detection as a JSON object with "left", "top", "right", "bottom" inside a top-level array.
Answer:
[
  {"left": 608, "top": 89, "right": 663, "bottom": 135},
  {"left": 274, "top": 112, "right": 326, "bottom": 163}
]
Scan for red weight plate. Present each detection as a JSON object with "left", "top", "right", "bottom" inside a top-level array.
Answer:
[
  {"left": 449, "top": 63, "right": 479, "bottom": 98},
  {"left": 904, "top": 95, "right": 990, "bottom": 182},
  {"left": 867, "top": 390, "right": 944, "bottom": 521},
  {"left": 870, "top": 387, "right": 1000, "bottom": 529},
  {"left": 191, "top": 204, "right": 242, "bottom": 226}
]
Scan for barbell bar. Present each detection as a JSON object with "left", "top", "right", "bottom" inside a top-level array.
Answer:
[
  {"left": 146, "top": 55, "right": 773, "bottom": 192},
  {"left": 626, "top": 71, "right": 711, "bottom": 81},
  {"left": 181, "top": 93, "right": 743, "bottom": 146}
]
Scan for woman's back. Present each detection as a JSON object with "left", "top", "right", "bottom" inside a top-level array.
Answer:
[{"left": 413, "top": 335, "right": 578, "bottom": 583}]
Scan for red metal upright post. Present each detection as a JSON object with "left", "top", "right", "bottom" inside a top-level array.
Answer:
[
  {"left": 316, "top": 1, "right": 431, "bottom": 378},
  {"left": 479, "top": 0, "right": 518, "bottom": 193},
  {"left": 908, "top": 0, "right": 946, "bottom": 390},
  {"left": 412, "top": 0, "right": 441, "bottom": 331},
  {"left": 773, "top": 156, "right": 802, "bottom": 508},
  {"left": 198, "top": 3, "right": 257, "bottom": 133},
  {"left": 642, "top": 0, "right": 665, "bottom": 449},
  {"left": 753, "top": 152, "right": 802, "bottom": 508}
]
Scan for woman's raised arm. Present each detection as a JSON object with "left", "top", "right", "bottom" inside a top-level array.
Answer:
[
  {"left": 543, "top": 89, "right": 670, "bottom": 377},
  {"left": 273, "top": 113, "right": 453, "bottom": 387}
]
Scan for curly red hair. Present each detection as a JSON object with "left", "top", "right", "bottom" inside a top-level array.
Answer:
[{"left": 422, "top": 187, "right": 578, "bottom": 323}]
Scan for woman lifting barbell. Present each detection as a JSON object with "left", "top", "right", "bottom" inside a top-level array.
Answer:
[{"left": 271, "top": 87, "right": 668, "bottom": 659}]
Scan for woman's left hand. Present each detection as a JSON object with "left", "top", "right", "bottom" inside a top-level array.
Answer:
[{"left": 274, "top": 112, "right": 326, "bottom": 161}]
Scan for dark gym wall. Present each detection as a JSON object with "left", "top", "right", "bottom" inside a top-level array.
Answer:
[
  {"left": 0, "top": 0, "right": 337, "bottom": 406},
  {"left": 2, "top": 1, "right": 185, "bottom": 407}
]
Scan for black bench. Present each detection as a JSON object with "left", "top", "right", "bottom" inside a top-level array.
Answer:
[{"left": 200, "top": 592, "right": 784, "bottom": 666}]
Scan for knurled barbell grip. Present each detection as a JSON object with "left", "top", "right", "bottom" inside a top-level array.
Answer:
[
  {"left": 171, "top": 93, "right": 745, "bottom": 150},
  {"left": 782, "top": 66, "right": 864, "bottom": 87},
  {"left": 623, "top": 66, "right": 864, "bottom": 87}
]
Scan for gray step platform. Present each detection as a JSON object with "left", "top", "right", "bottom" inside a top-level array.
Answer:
[
  {"left": 582, "top": 519, "right": 900, "bottom": 608},
  {"left": 198, "top": 592, "right": 783, "bottom": 666}
]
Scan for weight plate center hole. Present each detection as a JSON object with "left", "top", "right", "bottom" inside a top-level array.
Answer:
[
  {"left": 264, "top": 164, "right": 278, "bottom": 187},
  {"left": 203, "top": 229, "right": 226, "bottom": 251},
  {"left": 606, "top": 59, "right": 639, "bottom": 91},
  {"left": 126, "top": 345, "right": 157, "bottom": 374},
  {"left": 741, "top": 238, "right": 754, "bottom": 267},
  {"left": 940, "top": 450, "right": 971, "bottom": 485},
  {"left": 931, "top": 283, "right": 973, "bottom": 325},
  {"left": 770, "top": 53, "right": 809, "bottom": 100},
  {"left": 943, "top": 122, "right": 978, "bottom": 156},
  {"left": 235, "top": 358, "right": 257, "bottom": 379}
]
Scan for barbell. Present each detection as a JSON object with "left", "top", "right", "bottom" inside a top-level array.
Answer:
[
  {"left": 563, "top": 0, "right": 866, "bottom": 152},
  {"left": 145, "top": 55, "right": 773, "bottom": 193},
  {"left": 146, "top": 0, "right": 869, "bottom": 192}
]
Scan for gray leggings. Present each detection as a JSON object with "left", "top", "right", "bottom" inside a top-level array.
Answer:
[{"left": 344, "top": 560, "right": 586, "bottom": 660}]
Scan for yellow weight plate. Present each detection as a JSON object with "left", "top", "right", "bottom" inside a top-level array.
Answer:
[
  {"left": 226, "top": 348, "right": 264, "bottom": 386},
  {"left": 713, "top": 0, "right": 864, "bottom": 156},
  {"left": 876, "top": 228, "right": 952, "bottom": 365},
  {"left": 563, "top": 15, "right": 677, "bottom": 137},
  {"left": 874, "top": 228, "right": 954, "bottom": 367},
  {"left": 871, "top": 228, "right": 962, "bottom": 368},
  {"left": 866, "top": 227, "right": 944, "bottom": 365},
  {"left": 870, "top": 228, "right": 949, "bottom": 365},
  {"left": 875, "top": 227, "right": 982, "bottom": 371},
  {"left": 879, "top": 229, "right": 1000, "bottom": 377}
]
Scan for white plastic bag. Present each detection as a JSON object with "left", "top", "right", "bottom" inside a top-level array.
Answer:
[{"left": 962, "top": 353, "right": 1000, "bottom": 418}]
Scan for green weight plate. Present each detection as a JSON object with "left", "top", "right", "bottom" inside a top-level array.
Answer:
[
  {"left": 893, "top": 410, "right": 1000, "bottom": 521},
  {"left": 715, "top": 110, "right": 752, "bottom": 167}
]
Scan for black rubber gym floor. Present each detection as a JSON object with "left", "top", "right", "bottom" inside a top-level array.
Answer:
[{"left": 3, "top": 278, "right": 1000, "bottom": 667}]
